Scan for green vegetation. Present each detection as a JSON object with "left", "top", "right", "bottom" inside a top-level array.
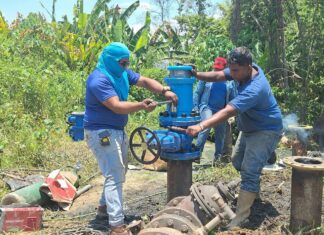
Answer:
[{"left": 0, "top": 0, "right": 322, "bottom": 172}]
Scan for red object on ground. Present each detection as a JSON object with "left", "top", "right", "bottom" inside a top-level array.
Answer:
[
  {"left": 0, "top": 206, "right": 43, "bottom": 232},
  {"left": 41, "top": 169, "right": 77, "bottom": 204}
]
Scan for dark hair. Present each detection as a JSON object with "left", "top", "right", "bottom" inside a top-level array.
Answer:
[{"left": 227, "top": 47, "right": 252, "bottom": 66}]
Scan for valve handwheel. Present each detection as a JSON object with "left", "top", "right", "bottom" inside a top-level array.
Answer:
[{"left": 129, "top": 126, "right": 161, "bottom": 164}]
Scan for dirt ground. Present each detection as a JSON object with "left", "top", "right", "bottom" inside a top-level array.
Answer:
[{"left": 3, "top": 143, "right": 324, "bottom": 234}]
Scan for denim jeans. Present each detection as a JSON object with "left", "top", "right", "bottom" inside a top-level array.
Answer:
[
  {"left": 196, "top": 107, "right": 226, "bottom": 157},
  {"left": 85, "top": 129, "right": 128, "bottom": 227},
  {"left": 231, "top": 130, "right": 282, "bottom": 192}
]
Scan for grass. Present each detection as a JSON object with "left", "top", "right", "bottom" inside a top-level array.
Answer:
[{"left": 193, "top": 163, "right": 240, "bottom": 183}]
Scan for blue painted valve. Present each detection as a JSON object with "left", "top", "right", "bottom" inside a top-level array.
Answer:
[
  {"left": 129, "top": 65, "right": 201, "bottom": 164},
  {"left": 67, "top": 112, "right": 85, "bottom": 141}
]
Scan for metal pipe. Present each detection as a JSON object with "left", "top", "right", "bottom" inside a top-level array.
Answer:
[
  {"left": 1, "top": 181, "right": 50, "bottom": 206},
  {"left": 168, "top": 126, "right": 186, "bottom": 133},
  {"left": 290, "top": 168, "right": 323, "bottom": 234},
  {"left": 283, "top": 156, "right": 324, "bottom": 234},
  {"left": 198, "top": 213, "right": 223, "bottom": 234},
  {"left": 167, "top": 160, "right": 192, "bottom": 202},
  {"left": 195, "top": 194, "right": 235, "bottom": 234},
  {"left": 74, "top": 184, "right": 93, "bottom": 199},
  {"left": 156, "top": 100, "right": 173, "bottom": 106}
]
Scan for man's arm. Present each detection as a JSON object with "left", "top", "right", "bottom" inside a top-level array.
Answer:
[
  {"left": 192, "top": 70, "right": 227, "bottom": 82},
  {"left": 102, "top": 96, "right": 156, "bottom": 114},
  {"left": 186, "top": 104, "right": 237, "bottom": 136},
  {"left": 136, "top": 76, "right": 178, "bottom": 105}
]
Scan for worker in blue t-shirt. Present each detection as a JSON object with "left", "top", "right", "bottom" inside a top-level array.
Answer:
[
  {"left": 84, "top": 42, "right": 177, "bottom": 235},
  {"left": 193, "top": 57, "right": 237, "bottom": 162},
  {"left": 187, "top": 47, "right": 283, "bottom": 229}
]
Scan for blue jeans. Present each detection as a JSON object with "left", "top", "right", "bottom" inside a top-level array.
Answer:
[
  {"left": 196, "top": 108, "right": 226, "bottom": 157},
  {"left": 85, "top": 129, "right": 128, "bottom": 227},
  {"left": 231, "top": 130, "right": 282, "bottom": 192}
]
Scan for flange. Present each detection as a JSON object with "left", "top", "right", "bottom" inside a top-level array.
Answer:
[
  {"left": 153, "top": 207, "right": 202, "bottom": 228},
  {"left": 283, "top": 156, "right": 324, "bottom": 171}
]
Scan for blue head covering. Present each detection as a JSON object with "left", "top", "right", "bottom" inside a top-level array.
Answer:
[{"left": 96, "top": 42, "right": 130, "bottom": 101}]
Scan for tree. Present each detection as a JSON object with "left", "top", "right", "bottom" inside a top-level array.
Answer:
[
  {"left": 265, "top": 0, "right": 287, "bottom": 86},
  {"left": 150, "top": 0, "right": 173, "bottom": 24},
  {"left": 230, "top": 0, "right": 241, "bottom": 44},
  {"left": 228, "top": 0, "right": 323, "bottom": 124}
]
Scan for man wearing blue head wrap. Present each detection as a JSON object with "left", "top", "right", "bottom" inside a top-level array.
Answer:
[{"left": 84, "top": 42, "right": 177, "bottom": 235}]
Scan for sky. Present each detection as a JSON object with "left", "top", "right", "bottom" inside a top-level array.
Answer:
[
  {"left": 0, "top": 0, "right": 223, "bottom": 31},
  {"left": 0, "top": 0, "right": 176, "bottom": 28}
]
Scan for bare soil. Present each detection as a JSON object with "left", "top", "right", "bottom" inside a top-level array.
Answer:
[
  {"left": 3, "top": 143, "right": 323, "bottom": 234},
  {"left": 48, "top": 165, "right": 323, "bottom": 235}
]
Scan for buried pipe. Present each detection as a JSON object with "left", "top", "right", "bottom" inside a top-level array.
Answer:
[
  {"left": 167, "top": 160, "right": 192, "bottom": 202},
  {"left": 139, "top": 181, "right": 238, "bottom": 235},
  {"left": 283, "top": 156, "right": 324, "bottom": 234}
]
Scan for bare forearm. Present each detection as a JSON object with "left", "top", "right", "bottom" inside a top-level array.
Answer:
[
  {"left": 137, "top": 76, "right": 163, "bottom": 93},
  {"left": 196, "top": 71, "right": 226, "bottom": 82},
  {"left": 110, "top": 101, "right": 144, "bottom": 114},
  {"left": 102, "top": 97, "right": 145, "bottom": 114}
]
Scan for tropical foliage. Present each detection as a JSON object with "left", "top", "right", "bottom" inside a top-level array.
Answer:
[{"left": 0, "top": 0, "right": 322, "bottom": 169}]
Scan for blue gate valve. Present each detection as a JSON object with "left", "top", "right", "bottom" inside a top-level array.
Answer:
[{"left": 129, "top": 65, "right": 201, "bottom": 164}]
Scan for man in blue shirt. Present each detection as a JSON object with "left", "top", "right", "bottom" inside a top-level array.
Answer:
[
  {"left": 193, "top": 57, "right": 237, "bottom": 162},
  {"left": 187, "top": 47, "right": 282, "bottom": 229},
  {"left": 84, "top": 42, "right": 177, "bottom": 235}
]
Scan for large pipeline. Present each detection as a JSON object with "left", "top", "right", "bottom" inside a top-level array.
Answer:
[{"left": 138, "top": 180, "right": 240, "bottom": 235}]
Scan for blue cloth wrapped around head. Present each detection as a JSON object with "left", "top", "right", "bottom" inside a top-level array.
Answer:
[{"left": 96, "top": 42, "right": 130, "bottom": 101}]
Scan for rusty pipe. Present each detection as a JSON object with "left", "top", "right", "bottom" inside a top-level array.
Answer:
[
  {"left": 283, "top": 156, "right": 324, "bottom": 234},
  {"left": 212, "top": 193, "right": 235, "bottom": 221},
  {"left": 167, "top": 160, "right": 192, "bottom": 202},
  {"left": 195, "top": 194, "right": 235, "bottom": 235}
]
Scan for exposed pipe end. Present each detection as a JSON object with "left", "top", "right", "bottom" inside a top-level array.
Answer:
[{"left": 1, "top": 193, "right": 25, "bottom": 205}]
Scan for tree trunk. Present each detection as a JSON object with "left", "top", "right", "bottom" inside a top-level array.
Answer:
[
  {"left": 277, "top": 0, "right": 288, "bottom": 88},
  {"left": 266, "top": 0, "right": 286, "bottom": 85},
  {"left": 230, "top": 0, "right": 241, "bottom": 44}
]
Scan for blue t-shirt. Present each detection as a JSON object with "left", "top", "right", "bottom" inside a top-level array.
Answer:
[
  {"left": 84, "top": 69, "right": 140, "bottom": 130},
  {"left": 208, "top": 81, "right": 227, "bottom": 112},
  {"left": 224, "top": 64, "right": 283, "bottom": 132}
]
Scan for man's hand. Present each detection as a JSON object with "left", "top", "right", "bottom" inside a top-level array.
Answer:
[
  {"left": 228, "top": 117, "right": 235, "bottom": 124},
  {"left": 141, "top": 98, "right": 157, "bottom": 112},
  {"left": 186, "top": 124, "right": 202, "bottom": 137},
  {"left": 191, "top": 65, "right": 198, "bottom": 77},
  {"left": 164, "top": 91, "right": 178, "bottom": 106}
]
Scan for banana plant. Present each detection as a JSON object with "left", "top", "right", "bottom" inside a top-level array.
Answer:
[
  {"left": 0, "top": 14, "right": 8, "bottom": 33},
  {"left": 149, "top": 22, "right": 188, "bottom": 61}
]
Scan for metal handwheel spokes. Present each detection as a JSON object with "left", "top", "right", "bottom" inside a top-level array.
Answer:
[{"left": 129, "top": 126, "right": 161, "bottom": 164}]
